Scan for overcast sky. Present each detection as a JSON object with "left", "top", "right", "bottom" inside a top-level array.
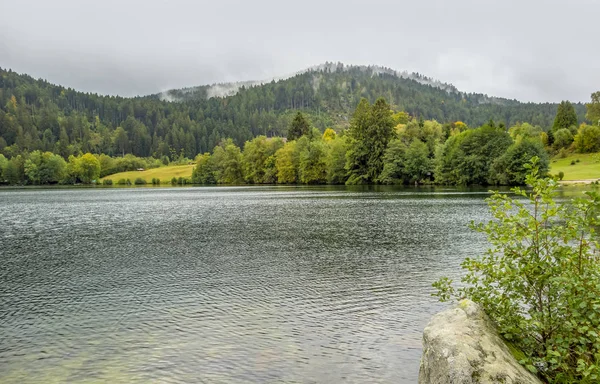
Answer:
[{"left": 0, "top": 0, "right": 597, "bottom": 102}]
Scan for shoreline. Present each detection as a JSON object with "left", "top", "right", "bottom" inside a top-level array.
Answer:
[{"left": 559, "top": 179, "right": 599, "bottom": 185}]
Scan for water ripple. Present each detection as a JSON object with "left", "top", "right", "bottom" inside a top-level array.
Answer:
[{"left": 0, "top": 187, "right": 490, "bottom": 383}]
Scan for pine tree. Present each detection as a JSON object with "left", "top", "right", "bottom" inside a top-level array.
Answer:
[
  {"left": 345, "top": 98, "right": 394, "bottom": 184},
  {"left": 287, "top": 112, "right": 310, "bottom": 141},
  {"left": 552, "top": 100, "right": 578, "bottom": 131},
  {"left": 367, "top": 98, "right": 395, "bottom": 181},
  {"left": 345, "top": 98, "right": 372, "bottom": 184}
]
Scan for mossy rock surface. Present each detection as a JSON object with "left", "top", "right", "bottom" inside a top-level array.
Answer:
[{"left": 419, "top": 300, "right": 542, "bottom": 384}]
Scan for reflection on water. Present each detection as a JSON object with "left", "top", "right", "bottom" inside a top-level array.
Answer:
[{"left": 0, "top": 186, "right": 491, "bottom": 383}]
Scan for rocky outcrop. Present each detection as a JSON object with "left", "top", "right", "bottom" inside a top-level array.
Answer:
[{"left": 419, "top": 300, "right": 542, "bottom": 384}]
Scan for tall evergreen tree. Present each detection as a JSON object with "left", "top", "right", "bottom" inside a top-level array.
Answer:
[
  {"left": 287, "top": 112, "right": 310, "bottom": 141},
  {"left": 367, "top": 98, "right": 395, "bottom": 181},
  {"left": 552, "top": 100, "right": 578, "bottom": 131},
  {"left": 345, "top": 98, "right": 394, "bottom": 184},
  {"left": 345, "top": 99, "right": 372, "bottom": 184}
]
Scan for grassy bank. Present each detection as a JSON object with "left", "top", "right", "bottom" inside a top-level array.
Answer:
[
  {"left": 550, "top": 152, "right": 600, "bottom": 181},
  {"left": 101, "top": 164, "right": 194, "bottom": 184}
]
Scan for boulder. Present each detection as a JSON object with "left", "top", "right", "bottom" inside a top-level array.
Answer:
[{"left": 419, "top": 300, "right": 542, "bottom": 384}]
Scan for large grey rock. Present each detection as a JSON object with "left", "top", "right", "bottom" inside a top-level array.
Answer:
[{"left": 419, "top": 300, "right": 542, "bottom": 384}]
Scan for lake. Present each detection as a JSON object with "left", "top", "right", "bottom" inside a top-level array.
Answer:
[{"left": 0, "top": 186, "right": 493, "bottom": 383}]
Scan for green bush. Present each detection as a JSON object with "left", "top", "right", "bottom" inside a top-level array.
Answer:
[
  {"left": 557, "top": 171, "right": 564, "bottom": 181},
  {"left": 117, "top": 178, "right": 128, "bottom": 185},
  {"left": 151, "top": 178, "right": 160, "bottom": 185},
  {"left": 171, "top": 177, "right": 177, "bottom": 185},
  {"left": 434, "top": 157, "right": 600, "bottom": 383},
  {"left": 557, "top": 148, "right": 569, "bottom": 159},
  {"left": 102, "top": 179, "right": 113, "bottom": 185},
  {"left": 134, "top": 177, "right": 146, "bottom": 185},
  {"left": 571, "top": 160, "right": 576, "bottom": 165}
]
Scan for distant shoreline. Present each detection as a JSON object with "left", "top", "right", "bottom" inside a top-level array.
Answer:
[{"left": 559, "top": 179, "right": 600, "bottom": 185}]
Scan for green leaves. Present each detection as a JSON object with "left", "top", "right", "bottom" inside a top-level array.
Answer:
[
  {"left": 345, "top": 98, "right": 394, "bottom": 185},
  {"left": 433, "top": 157, "right": 600, "bottom": 383}
]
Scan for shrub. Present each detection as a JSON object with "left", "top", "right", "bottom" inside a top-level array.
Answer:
[
  {"left": 571, "top": 160, "right": 576, "bottom": 165},
  {"left": 134, "top": 178, "right": 147, "bottom": 185},
  {"left": 557, "top": 171, "right": 564, "bottom": 180},
  {"left": 171, "top": 177, "right": 177, "bottom": 185},
  {"left": 178, "top": 177, "right": 185, "bottom": 185},
  {"left": 151, "top": 178, "right": 160, "bottom": 185},
  {"left": 434, "top": 157, "right": 600, "bottom": 383},
  {"left": 576, "top": 158, "right": 581, "bottom": 163},
  {"left": 557, "top": 148, "right": 569, "bottom": 159},
  {"left": 117, "top": 178, "right": 128, "bottom": 185},
  {"left": 102, "top": 179, "right": 113, "bottom": 185}
]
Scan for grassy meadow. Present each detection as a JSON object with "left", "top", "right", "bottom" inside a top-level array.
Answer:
[
  {"left": 101, "top": 164, "right": 194, "bottom": 184},
  {"left": 550, "top": 152, "right": 600, "bottom": 181}
]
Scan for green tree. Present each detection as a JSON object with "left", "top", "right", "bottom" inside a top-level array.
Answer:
[
  {"left": 212, "top": 139, "right": 244, "bottom": 184},
  {"left": 57, "top": 126, "right": 70, "bottom": 158},
  {"left": 378, "top": 138, "right": 408, "bottom": 184},
  {"left": 3, "top": 156, "right": 24, "bottom": 184},
  {"left": 435, "top": 124, "right": 513, "bottom": 185},
  {"left": 345, "top": 99, "right": 372, "bottom": 185},
  {"left": 287, "top": 112, "right": 310, "bottom": 141},
  {"left": 489, "top": 139, "right": 549, "bottom": 185},
  {"left": 24, "top": 151, "right": 67, "bottom": 184},
  {"left": 113, "top": 127, "right": 129, "bottom": 157},
  {"left": 322, "top": 128, "right": 336, "bottom": 142},
  {"left": 24, "top": 151, "right": 41, "bottom": 184},
  {"left": 275, "top": 141, "right": 299, "bottom": 184},
  {"left": 297, "top": 135, "right": 328, "bottom": 184},
  {"left": 573, "top": 124, "right": 600, "bottom": 153},
  {"left": 325, "top": 136, "right": 348, "bottom": 184},
  {"left": 392, "top": 111, "right": 410, "bottom": 125},
  {"left": 509, "top": 122, "right": 544, "bottom": 142},
  {"left": 262, "top": 155, "right": 278, "bottom": 184},
  {"left": 585, "top": 91, "right": 600, "bottom": 125},
  {"left": 404, "top": 140, "right": 433, "bottom": 183},
  {"left": 434, "top": 158, "right": 600, "bottom": 383},
  {"left": 346, "top": 98, "right": 394, "bottom": 184},
  {"left": 242, "top": 136, "right": 283, "bottom": 184},
  {"left": 191, "top": 153, "right": 216, "bottom": 184},
  {"left": 0, "top": 154, "right": 7, "bottom": 182},
  {"left": 77, "top": 153, "right": 101, "bottom": 184},
  {"left": 552, "top": 100, "right": 578, "bottom": 132},
  {"left": 552, "top": 128, "right": 574, "bottom": 150}
]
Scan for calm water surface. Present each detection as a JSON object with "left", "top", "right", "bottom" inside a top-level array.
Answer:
[{"left": 0, "top": 186, "right": 492, "bottom": 383}]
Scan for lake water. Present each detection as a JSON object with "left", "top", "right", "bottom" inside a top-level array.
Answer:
[{"left": 0, "top": 186, "right": 493, "bottom": 383}]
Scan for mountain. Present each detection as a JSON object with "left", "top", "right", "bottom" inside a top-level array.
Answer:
[{"left": 0, "top": 63, "right": 587, "bottom": 159}]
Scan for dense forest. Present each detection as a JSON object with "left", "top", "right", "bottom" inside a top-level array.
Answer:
[{"left": 0, "top": 63, "right": 598, "bottom": 186}]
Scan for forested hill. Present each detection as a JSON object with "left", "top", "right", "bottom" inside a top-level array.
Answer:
[{"left": 0, "top": 64, "right": 587, "bottom": 159}]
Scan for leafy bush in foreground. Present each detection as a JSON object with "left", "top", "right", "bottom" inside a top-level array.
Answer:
[{"left": 434, "top": 157, "right": 600, "bottom": 383}]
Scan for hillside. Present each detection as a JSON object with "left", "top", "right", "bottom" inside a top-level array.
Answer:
[{"left": 0, "top": 63, "right": 588, "bottom": 160}]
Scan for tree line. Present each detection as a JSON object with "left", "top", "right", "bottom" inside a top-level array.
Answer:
[
  {"left": 190, "top": 94, "right": 599, "bottom": 186},
  {"left": 190, "top": 100, "right": 547, "bottom": 186},
  {"left": 1, "top": 93, "right": 598, "bottom": 186},
  {"left": 0, "top": 64, "right": 589, "bottom": 165}
]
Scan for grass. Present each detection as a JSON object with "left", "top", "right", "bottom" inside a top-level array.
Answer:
[
  {"left": 100, "top": 164, "right": 194, "bottom": 184},
  {"left": 550, "top": 152, "right": 600, "bottom": 181}
]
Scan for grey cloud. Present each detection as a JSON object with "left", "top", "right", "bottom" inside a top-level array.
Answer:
[{"left": 0, "top": 0, "right": 597, "bottom": 102}]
